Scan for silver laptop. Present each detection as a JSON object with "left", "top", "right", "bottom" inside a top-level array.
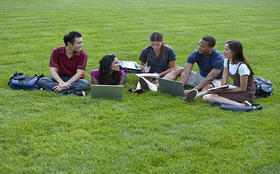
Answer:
[
  {"left": 91, "top": 85, "right": 124, "bottom": 98},
  {"left": 158, "top": 78, "right": 186, "bottom": 99}
]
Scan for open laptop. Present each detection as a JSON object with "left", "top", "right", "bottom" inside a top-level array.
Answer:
[
  {"left": 158, "top": 78, "right": 186, "bottom": 99},
  {"left": 91, "top": 85, "right": 124, "bottom": 98}
]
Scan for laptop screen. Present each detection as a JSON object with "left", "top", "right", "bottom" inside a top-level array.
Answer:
[
  {"left": 158, "top": 78, "right": 185, "bottom": 98},
  {"left": 91, "top": 85, "right": 124, "bottom": 98}
]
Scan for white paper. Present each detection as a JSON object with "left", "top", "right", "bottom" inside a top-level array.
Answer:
[{"left": 136, "top": 73, "right": 159, "bottom": 78}]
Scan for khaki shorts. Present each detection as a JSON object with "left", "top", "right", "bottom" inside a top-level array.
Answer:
[{"left": 185, "top": 71, "right": 221, "bottom": 87}]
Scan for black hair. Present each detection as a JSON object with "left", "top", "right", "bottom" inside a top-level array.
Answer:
[
  {"left": 63, "top": 31, "right": 82, "bottom": 46},
  {"left": 150, "top": 31, "right": 166, "bottom": 59},
  {"left": 202, "top": 36, "right": 216, "bottom": 47},
  {"left": 98, "top": 54, "right": 121, "bottom": 85},
  {"left": 226, "top": 40, "right": 254, "bottom": 75}
]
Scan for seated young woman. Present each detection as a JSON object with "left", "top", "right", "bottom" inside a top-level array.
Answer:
[
  {"left": 91, "top": 54, "right": 126, "bottom": 85},
  {"left": 129, "top": 31, "right": 183, "bottom": 93},
  {"left": 200, "top": 40, "right": 256, "bottom": 106}
]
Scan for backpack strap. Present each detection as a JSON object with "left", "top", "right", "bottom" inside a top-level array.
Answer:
[
  {"left": 220, "top": 103, "right": 263, "bottom": 112},
  {"left": 252, "top": 104, "right": 264, "bottom": 110}
]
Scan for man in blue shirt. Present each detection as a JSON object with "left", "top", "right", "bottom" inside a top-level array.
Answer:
[{"left": 179, "top": 36, "right": 224, "bottom": 101}]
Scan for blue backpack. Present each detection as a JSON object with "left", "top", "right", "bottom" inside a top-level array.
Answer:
[{"left": 8, "top": 72, "right": 44, "bottom": 90}]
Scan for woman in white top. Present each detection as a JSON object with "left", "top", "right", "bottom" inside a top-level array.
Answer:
[{"left": 202, "top": 40, "right": 256, "bottom": 106}]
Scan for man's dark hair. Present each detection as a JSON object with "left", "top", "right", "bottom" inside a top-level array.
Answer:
[
  {"left": 63, "top": 31, "right": 82, "bottom": 46},
  {"left": 202, "top": 36, "right": 216, "bottom": 47}
]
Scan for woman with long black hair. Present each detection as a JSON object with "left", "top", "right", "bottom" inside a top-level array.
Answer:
[{"left": 91, "top": 54, "right": 126, "bottom": 85}]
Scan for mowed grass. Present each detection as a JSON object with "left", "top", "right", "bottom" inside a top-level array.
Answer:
[{"left": 0, "top": 0, "right": 280, "bottom": 173}]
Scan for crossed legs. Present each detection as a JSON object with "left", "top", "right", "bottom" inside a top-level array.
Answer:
[
  {"left": 202, "top": 94, "right": 248, "bottom": 106},
  {"left": 38, "top": 76, "right": 90, "bottom": 95},
  {"left": 131, "top": 66, "right": 184, "bottom": 93}
]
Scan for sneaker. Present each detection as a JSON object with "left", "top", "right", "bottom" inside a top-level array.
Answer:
[
  {"left": 73, "top": 91, "right": 86, "bottom": 96},
  {"left": 139, "top": 78, "right": 148, "bottom": 90},
  {"left": 185, "top": 89, "right": 198, "bottom": 102}
]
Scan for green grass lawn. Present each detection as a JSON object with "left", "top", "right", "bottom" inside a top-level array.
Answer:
[{"left": 1, "top": 0, "right": 280, "bottom": 173}]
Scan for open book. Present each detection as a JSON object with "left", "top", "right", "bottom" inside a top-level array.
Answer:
[
  {"left": 209, "top": 85, "right": 238, "bottom": 91},
  {"left": 136, "top": 73, "right": 159, "bottom": 79}
]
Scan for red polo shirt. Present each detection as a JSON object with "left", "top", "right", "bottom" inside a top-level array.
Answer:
[{"left": 49, "top": 46, "right": 88, "bottom": 79}]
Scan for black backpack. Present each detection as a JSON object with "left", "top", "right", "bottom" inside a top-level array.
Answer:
[
  {"left": 254, "top": 77, "right": 273, "bottom": 98},
  {"left": 8, "top": 72, "right": 44, "bottom": 90}
]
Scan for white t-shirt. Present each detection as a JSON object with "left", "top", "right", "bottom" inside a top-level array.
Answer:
[{"left": 224, "top": 59, "right": 250, "bottom": 76}]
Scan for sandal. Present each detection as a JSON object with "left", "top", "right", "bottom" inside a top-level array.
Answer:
[{"left": 243, "top": 100, "right": 252, "bottom": 106}]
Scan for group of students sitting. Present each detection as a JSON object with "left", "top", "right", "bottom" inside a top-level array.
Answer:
[{"left": 38, "top": 31, "right": 256, "bottom": 107}]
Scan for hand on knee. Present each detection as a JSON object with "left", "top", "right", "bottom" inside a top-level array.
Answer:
[{"left": 174, "top": 67, "right": 184, "bottom": 75}]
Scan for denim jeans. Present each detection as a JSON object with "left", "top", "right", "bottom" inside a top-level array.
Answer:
[{"left": 38, "top": 76, "right": 90, "bottom": 95}]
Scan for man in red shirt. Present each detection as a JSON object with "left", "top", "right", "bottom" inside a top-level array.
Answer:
[{"left": 38, "top": 31, "right": 90, "bottom": 96}]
